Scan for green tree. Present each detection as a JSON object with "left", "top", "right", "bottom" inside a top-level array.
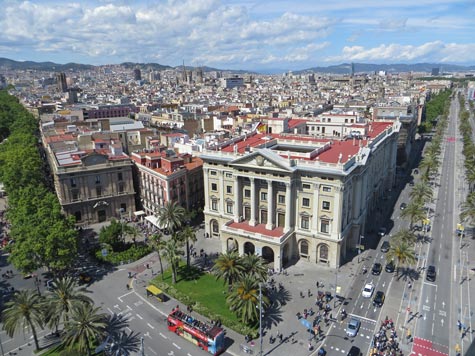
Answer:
[
  {"left": 386, "top": 240, "right": 417, "bottom": 276},
  {"left": 44, "top": 277, "right": 93, "bottom": 332},
  {"left": 2, "top": 290, "right": 44, "bottom": 351},
  {"left": 212, "top": 251, "right": 245, "bottom": 291},
  {"left": 240, "top": 254, "right": 268, "bottom": 283},
  {"left": 149, "top": 233, "right": 166, "bottom": 280},
  {"left": 178, "top": 226, "right": 197, "bottom": 267},
  {"left": 410, "top": 182, "right": 433, "bottom": 205},
  {"left": 460, "top": 191, "right": 475, "bottom": 225},
  {"left": 103, "top": 314, "right": 140, "bottom": 356},
  {"left": 392, "top": 229, "right": 417, "bottom": 246},
  {"left": 157, "top": 201, "right": 185, "bottom": 234},
  {"left": 161, "top": 235, "right": 184, "bottom": 284},
  {"left": 62, "top": 303, "right": 107, "bottom": 356},
  {"left": 226, "top": 275, "right": 269, "bottom": 325},
  {"left": 400, "top": 201, "right": 426, "bottom": 229}
]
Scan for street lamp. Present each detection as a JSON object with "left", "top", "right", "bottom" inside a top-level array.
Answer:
[
  {"left": 357, "top": 235, "right": 364, "bottom": 263},
  {"left": 34, "top": 276, "right": 41, "bottom": 296}
]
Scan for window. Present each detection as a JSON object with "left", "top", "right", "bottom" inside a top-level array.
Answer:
[
  {"left": 260, "top": 210, "right": 267, "bottom": 224},
  {"left": 118, "top": 182, "right": 125, "bottom": 193},
  {"left": 96, "top": 186, "right": 102, "bottom": 197},
  {"left": 226, "top": 185, "right": 232, "bottom": 194},
  {"left": 226, "top": 203, "right": 233, "bottom": 214},
  {"left": 302, "top": 183, "right": 311, "bottom": 189},
  {"left": 120, "top": 203, "right": 127, "bottom": 212},
  {"left": 71, "top": 190, "right": 80, "bottom": 201},
  {"left": 211, "top": 200, "right": 218, "bottom": 211},
  {"left": 322, "top": 201, "right": 331, "bottom": 210},
  {"left": 302, "top": 198, "right": 310, "bottom": 207},
  {"left": 211, "top": 183, "right": 218, "bottom": 191},
  {"left": 70, "top": 178, "right": 77, "bottom": 187},
  {"left": 300, "top": 240, "right": 309, "bottom": 255},
  {"left": 278, "top": 195, "right": 285, "bottom": 204},
  {"left": 323, "top": 186, "right": 331, "bottom": 192},
  {"left": 210, "top": 170, "right": 217, "bottom": 176},
  {"left": 95, "top": 175, "right": 101, "bottom": 184},
  {"left": 117, "top": 172, "right": 123, "bottom": 181},
  {"left": 321, "top": 220, "right": 329, "bottom": 233},
  {"left": 301, "top": 216, "right": 309, "bottom": 229},
  {"left": 260, "top": 192, "right": 267, "bottom": 201},
  {"left": 225, "top": 172, "right": 233, "bottom": 178},
  {"left": 244, "top": 189, "right": 251, "bottom": 198}
]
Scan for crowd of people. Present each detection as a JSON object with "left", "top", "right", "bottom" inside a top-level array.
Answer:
[{"left": 370, "top": 316, "right": 404, "bottom": 356}]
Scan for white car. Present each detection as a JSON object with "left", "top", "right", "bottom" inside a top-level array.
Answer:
[{"left": 362, "top": 283, "right": 374, "bottom": 298}]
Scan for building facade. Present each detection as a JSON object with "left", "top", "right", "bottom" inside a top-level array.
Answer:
[{"left": 201, "top": 121, "right": 399, "bottom": 269}]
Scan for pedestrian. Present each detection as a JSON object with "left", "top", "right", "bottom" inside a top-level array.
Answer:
[
  {"left": 308, "top": 289, "right": 311, "bottom": 297},
  {"left": 316, "top": 281, "right": 319, "bottom": 288},
  {"left": 278, "top": 333, "right": 283, "bottom": 342}
]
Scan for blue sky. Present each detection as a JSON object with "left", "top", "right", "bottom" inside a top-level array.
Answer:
[{"left": 0, "top": 0, "right": 473, "bottom": 71}]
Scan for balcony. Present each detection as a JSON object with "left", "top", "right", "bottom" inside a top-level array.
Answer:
[{"left": 221, "top": 220, "right": 292, "bottom": 244}]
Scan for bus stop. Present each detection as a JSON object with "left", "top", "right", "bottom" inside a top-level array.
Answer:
[{"left": 146, "top": 285, "right": 168, "bottom": 302}]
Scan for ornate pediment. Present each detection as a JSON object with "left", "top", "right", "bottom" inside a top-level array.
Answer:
[
  {"left": 230, "top": 150, "right": 291, "bottom": 172},
  {"left": 81, "top": 152, "right": 108, "bottom": 166}
]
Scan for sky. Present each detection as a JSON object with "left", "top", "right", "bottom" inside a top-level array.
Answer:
[{"left": 0, "top": 0, "right": 474, "bottom": 71}]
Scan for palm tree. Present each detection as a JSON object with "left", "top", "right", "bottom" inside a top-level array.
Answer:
[
  {"left": 62, "top": 302, "right": 107, "bottom": 356},
  {"left": 419, "top": 152, "right": 439, "bottom": 181},
  {"left": 149, "top": 233, "right": 166, "bottom": 280},
  {"left": 392, "top": 229, "right": 417, "bottom": 246},
  {"left": 212, "top": 251, "right": 245, "bottom": 291},
  {"left": 157, "top": 201, "right": 185, "bottom": 234},
  {"left": 44, "top": 276, "right": 93, "bottom": 332},
  {"left": 161, "top": 235, "right": 184, "bottom": 284},
  {"left": 460, "top": 191, "right": 475, "bottom": 225},
  {"left": 178, "top": 226, "right": 197, "bottom": 267},
  {"left": 226, "top": 275, "right": 269, "bottom": 325},
  {"left": 103, "top": 314, "right": 140, "bottom": 356},
  {"left": 240, "top": 254, "right": 268, "bottom": 283},
  {"left": 410, "top": 182, "right": 433, "bottom": 205},
  {"left": 386, "top": 240, "right": 417, "bottom": 276},
  {"left": 2, "top": 290, "right": 44, "bottom": 350},
  {"left": 400, "top": 201, "right": 426, "bottom": 229}
]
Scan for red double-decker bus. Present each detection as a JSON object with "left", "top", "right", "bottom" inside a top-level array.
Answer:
[{"left": 167, "top": 307, "right": 225, "bottom": 355}]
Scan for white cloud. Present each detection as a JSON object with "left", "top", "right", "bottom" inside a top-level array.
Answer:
[{"left": 327, "top": 41, "right": 475, "bottom": 63}]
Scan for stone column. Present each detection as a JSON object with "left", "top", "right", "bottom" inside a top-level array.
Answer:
[
  {"left": 266, "top": 180, "right": 274, "bottom": 230},
  {"left": 312, "top": 183, "right": 320, "bottom": 230},
  {"left": 219, "top": 172, "right": 225, "bottom": 213},
  {"left": 284, "top": 181, "right": 292, "bottom": 232},
  {"left": 203, "top": 169, "right": 209, "bottom": 214},
  {"left": 249, "top": 177, "right": 257, "bottom": 226},
  {"left": 234, "top": 175, "right": 241, "bottom": 222},
  {"left": 332, "top": 186, "right": 343, "bottom": 237}
]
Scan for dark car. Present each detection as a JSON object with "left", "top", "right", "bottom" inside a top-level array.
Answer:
[
  {"left": 347, "top": 346, "right": 362, "bottom": 356},
  {"left": 78, "top": 272, "right": 92, "bottom": 284},
  {"left": 373, "top": 291, "right": 385, "bottom": 307},
  {"left": 381, "top": 241, "right": 390, "bottom": 253},
  {"left": 385, "top": 260, "right": 395, "bottom": 273},
  {"left": 377, "top": 227, "right": 387, "bottom": 237},
  {"left": 400, "top": 202, "right": 407, "bottom": 210},
  {"left": 426, "top": 265, "right": 436, "bottom": 281},
  {"left": 372, "top": 262, "right": 382, "bottom": 275}
]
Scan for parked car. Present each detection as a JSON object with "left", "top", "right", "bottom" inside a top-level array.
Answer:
[
  {"left": 78, "top": 272, "right": 92, "bottom": 284},
  {"left": 400, "top": 202, "right": 407, "bottom": 210},
  {"left": 426, "top": 265, "right": 436, "bottom": 281},
  {"left": 346, "top": 317, "right": 361, "bottom": 337},
  {"left": 362, "top": 283, "right": 374, "bottom": 298},
  {"left": 385, "top": 260, "right": 395, "bottom": 273},
  {"left": 373, "top": 291, "right": 385, "bottom": 307},
  {"left": 377, "top": 227, "right": 387, "bottom": 237},
  {"left": 372, "top": 262, "right": 382, "bottom": 275},
  {"left": 381, "top": 241, "right": 390, "bottom": 253}
]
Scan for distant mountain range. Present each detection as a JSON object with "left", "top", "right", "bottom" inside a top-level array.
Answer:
[{"left": 1, "top": 57, "right": 474, "bottom": 75}]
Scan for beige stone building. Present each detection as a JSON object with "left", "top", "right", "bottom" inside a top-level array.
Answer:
[{"left": 200, "top": 121, "right": 399, "bottom": 269}]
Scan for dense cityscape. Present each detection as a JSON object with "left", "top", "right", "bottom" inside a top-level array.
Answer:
[{"left": 0, "top": 58, "right": 474, "bottom": 356}]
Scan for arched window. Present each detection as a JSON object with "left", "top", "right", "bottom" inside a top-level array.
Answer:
[
  {"left": 300, "top": 240, "right": 309, "bottom": 256},
  {"left": 319, "top": 244, "right": 329, "bottom": 263}
]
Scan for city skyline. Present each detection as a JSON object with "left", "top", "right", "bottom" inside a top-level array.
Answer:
[{"left": 0, "top": 0, "right": 474, "bottom": 71}]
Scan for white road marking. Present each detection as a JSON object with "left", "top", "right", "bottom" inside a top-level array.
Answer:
[
  {"left": 173, "top": 343, "right": 181, "bottom": 349},
  {"left": 136, "top": 313, "right": 143, "bottom": 320},
  {"left": 160, "top": 332, "right": 167, "bottom": 339},
  {"left": 126, "top": 327, "right": 131, "bottom": 332},
  {"left": 148, "top": 347, "right": 158, "bottom": 355},
  {"left": 118, "top": 291, "right": 134, "bottom": 302},
  {"left": 113, "top": 304, "right": 121, "bottom": 309},
  {"left": 107, "top": 307, "right": 114, "bottom": 315},
  {"left": 147, "top": 323, "right": 155, "bottom": 329},
  {"left": 126, "top": 305, "right": 132, "bottom": 311}
]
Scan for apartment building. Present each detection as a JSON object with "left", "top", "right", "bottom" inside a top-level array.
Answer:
[
  {"left": 41, "top": 124, "right": 136, "bottom": 224},
  {"left": 200, "top": 121, "right": 399, "bottom": 269}
]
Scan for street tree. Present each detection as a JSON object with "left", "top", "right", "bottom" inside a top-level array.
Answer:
[
  {"left": 460, "top": 191, "right": 475, "bottom": 225},
  {"left": 161, "top": 235, "right": 184, "bottom": 284},
  {"left": 392, "top": 229, "right": 417, "bottom": 246},
  {"left": 62, "top": 303, "right": 107, "bottom": 356},
  {"left": 157, "top": 201, "right": 186, "bottom": 234},
  {"left": 240, "top": 254, "right": 268, "bottom": 283},
  {"left": 2, "top": 290, "right": 45, "bottom": 351},
  {"left": 178, "top": 226, "right": 197, "bottom": 267},
  {"left": 149, "top": 233, "right": 166, "bottom": 280},
  {"left": 410, "top": 182, "right": 433, "bottom": 205},
  {"left": 386, "top": 240, "right": 417, "bottom": 276},
  {"left": 400, "top": 201, "right": 426, "bottom": 229}
]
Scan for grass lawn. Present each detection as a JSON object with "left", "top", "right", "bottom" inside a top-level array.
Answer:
[{"left": 150, "top": 264, "right": 246, "bottom": 329}]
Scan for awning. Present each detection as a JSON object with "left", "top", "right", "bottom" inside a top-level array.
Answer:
[
  {"left": 134, "top": 210, "right": 146, "bottom": 216},
  {"left": 145, "top": 215, "right": 165, "bottom": 229}
]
